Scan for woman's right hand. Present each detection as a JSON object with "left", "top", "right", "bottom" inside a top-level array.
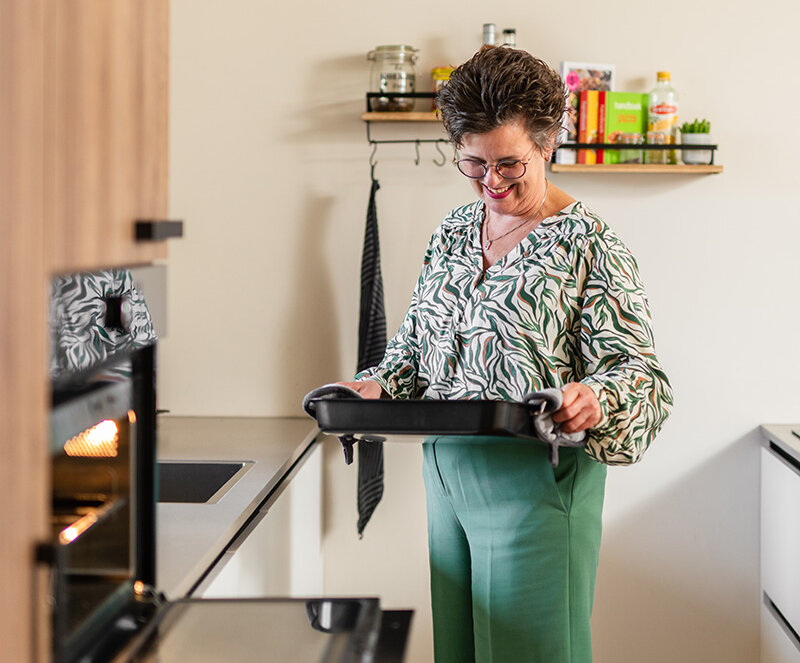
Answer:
[{"left": 337, "top": 379, "right": 385, "bottom": 400}]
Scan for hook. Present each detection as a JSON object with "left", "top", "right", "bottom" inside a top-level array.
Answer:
[
  {"left": 369, "top": 142, "right": 378, "bottom": 168},
  {"left": 433, "top": 140, "right": 447, "bottom": 167},
  {"left": 369, "top": 142, "right": 378, "bottom": 179},
  {"left": 414, "top": 140, "right": 421, "bottom": 166}
]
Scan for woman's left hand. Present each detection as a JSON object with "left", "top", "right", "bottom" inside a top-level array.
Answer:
[{"left": 551, "top": 382, "right": 602, "bottom": 433}]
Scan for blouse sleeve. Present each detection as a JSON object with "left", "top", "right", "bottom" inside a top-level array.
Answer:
[
  {"left": 579, "top": 239, "right": 674, "bottom": 465},
  {"left": 355, "top": 233, "right": 437, "bottom": 399}
]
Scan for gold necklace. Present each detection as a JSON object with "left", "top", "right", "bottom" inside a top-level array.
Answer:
[{"left": 483, "top": 179, "right": 549, "bottom": 250}]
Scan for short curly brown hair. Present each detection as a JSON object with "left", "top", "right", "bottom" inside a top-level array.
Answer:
[{"left": 435, "top": 47, "right": 566, "bottom": 153}]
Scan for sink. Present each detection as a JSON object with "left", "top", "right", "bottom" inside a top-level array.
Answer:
[{"left": 157, "top": 460, "right": 253, "bottom": 503}]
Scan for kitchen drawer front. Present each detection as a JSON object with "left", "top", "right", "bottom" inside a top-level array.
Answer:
[
  {"left": 762, "top": 444, "right": 800, "bottom": 636},
  {"left": 761, "top": 597, "right": 800, "bottom": 662},
  {"left": 198, "top": 443, "right": 323, "bottom": 598}
]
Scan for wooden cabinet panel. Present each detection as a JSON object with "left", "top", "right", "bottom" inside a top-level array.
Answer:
[
  {"left": 1, "top": 1, "right": 50, "bottom": 660},
  {"left": 1, "top": 2, "right": 170, "bottom": 659},
  {"left": 45, "top": 0, "right": 169, "bottom": 273}
]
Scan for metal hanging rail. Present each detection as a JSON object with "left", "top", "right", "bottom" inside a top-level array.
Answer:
[{"left": 364, "top": 125, "right": 449, "bottom": 146}]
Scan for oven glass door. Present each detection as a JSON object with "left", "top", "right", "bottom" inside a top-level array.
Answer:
[{"left": 50, "top": 373, "right": 138, "bottom": 659}]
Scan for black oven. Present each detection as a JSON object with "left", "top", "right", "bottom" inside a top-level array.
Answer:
[
  {"left": 48, "top": 345, "right": 159, "bottom": 663},
  {"left": 46, "top": 344, "right": 411, "bottom": 662}
]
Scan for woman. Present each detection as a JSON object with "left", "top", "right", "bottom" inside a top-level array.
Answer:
[{"left": 342, "top": 47, "right": 673, "bottom": 663}]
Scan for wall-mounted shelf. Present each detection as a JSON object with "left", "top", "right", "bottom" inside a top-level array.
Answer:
[
  {"left": 361, "top": 95, "right": 724, "bottom": 175},
  {"left": 553, "top": 141, "right": 722, "bottom": 174},
  {"left": 551, "top": 163, "right": 723, "bottom": 174},
  {"left": 362, "top": 93, "right": 446, "bottom": 146}
]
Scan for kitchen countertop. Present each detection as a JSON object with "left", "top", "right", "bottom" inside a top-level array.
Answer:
[
  {"left": 760, "top": 424, "right": 800, "bottom": 461},
  {"left": 156, "top": 416, "right": 320, "bottom": 599}
]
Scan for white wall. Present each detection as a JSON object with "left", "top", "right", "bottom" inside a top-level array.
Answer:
[{"left": 164, "top": 1, "right": 800, "bottom": 661}]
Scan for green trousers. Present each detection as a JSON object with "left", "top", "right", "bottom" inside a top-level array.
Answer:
[{"left": 422, "top": 436, "right": 607, "bottom": 663}]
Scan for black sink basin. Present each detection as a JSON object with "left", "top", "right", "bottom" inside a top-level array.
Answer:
[{"left": 157, "top": 461, "right": 252, "bottom": 503}]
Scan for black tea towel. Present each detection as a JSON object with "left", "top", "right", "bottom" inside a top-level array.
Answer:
[{"left": 355, "top": 172, "right": 387, "bottom": 536}]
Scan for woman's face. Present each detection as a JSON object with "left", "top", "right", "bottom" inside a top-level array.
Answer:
[{"left": 458, "top": 120, "right": 548, "bottom": 220}]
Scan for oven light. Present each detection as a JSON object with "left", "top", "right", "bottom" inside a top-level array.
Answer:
[
  {"left": 59, "top": 512, "right": 99, "bottom": 544},
  {"left": 64, "top": 419, "right": 119, "bottom": 457}
]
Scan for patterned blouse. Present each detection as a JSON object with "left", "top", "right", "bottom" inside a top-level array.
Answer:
[{"left": 358, "top": 200, "right": 673, "bottom": 465}]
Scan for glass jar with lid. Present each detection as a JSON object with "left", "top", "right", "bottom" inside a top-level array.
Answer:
[{"left": 367, "top": 45, "right": 418, "bottom": 112}]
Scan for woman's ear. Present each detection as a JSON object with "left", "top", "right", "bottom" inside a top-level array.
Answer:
[{"left": 542, "top": 136, "right": 556, "bottom": 162}]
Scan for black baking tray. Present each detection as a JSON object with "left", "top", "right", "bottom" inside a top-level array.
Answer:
[{"left": 313, "top": 399, "right": 536, "bottom": 438}]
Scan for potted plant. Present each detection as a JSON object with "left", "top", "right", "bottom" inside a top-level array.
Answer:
[{"left": 680, "top": 118, "right": 714, "bottom": 165}]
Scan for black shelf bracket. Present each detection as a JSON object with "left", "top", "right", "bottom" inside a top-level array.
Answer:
[
  {"left": 558, "top": 142, "right": 718, "bottom": 164},
  {"left": 365, "top": 91, "right": 436, "bottom": 113},
  {"left": 363, "top": 92, "right": 446, "bottom": 148}
]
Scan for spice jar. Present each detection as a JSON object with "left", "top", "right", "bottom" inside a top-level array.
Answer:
[
  {"left": 619, "top": 133, "right": 644, "bottom": 164},
  {"left": 431, "top": 66, "right": 454, "bottom": 110},
  {"left": 367, "top": 45, "right": 419, "bottom": 112}
]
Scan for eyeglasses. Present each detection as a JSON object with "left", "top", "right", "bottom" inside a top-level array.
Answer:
[{"left": 453, "top": 146, "right": 536, "bottom": 180}]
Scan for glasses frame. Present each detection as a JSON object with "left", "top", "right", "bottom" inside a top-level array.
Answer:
[{"left": 453, "top": 145, "right": 537, "bottom": 180}]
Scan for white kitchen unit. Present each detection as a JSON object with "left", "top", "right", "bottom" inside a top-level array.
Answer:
[
  {"left": 155, "top": 417, "right": 321, "bottom": 599},
  {"left": 199, "top": 442, "right": 323, "bottom": 598},
  {"left": 760, "top": 425, "right": 800, "bottom": 662}
]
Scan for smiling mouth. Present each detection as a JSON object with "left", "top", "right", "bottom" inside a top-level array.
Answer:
[{"left": 484, "top": 183, "right": 515, "bottom": 198}]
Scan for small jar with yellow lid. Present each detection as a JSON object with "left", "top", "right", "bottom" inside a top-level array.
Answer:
[{"left": 431, "top": 66, "right": 455, "bottom": 110}]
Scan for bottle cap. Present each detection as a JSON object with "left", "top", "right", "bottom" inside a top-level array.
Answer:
[{"left": 657, "top": 71, "right": 671, "bottom": 80}]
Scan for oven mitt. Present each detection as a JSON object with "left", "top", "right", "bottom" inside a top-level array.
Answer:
[
  {"left": 521, "top": 388, "right": 587, "bottom": 467},
  {"left": 302, "top": 383, "right": 363, "bottom": 464}
]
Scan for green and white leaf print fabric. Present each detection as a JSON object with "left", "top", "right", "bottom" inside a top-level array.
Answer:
[
  {"left": 357, "top": 200, "right": 673, "bottom": 465},
  {"left": 49, "top": 269, "right": 157, "bottom": 380}
]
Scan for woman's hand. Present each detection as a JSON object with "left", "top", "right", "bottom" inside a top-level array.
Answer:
[
  {"left": 337, "top": 379, "right": 385, "bottom": 400},
  {"left": 551, "top": 382, "right": 601, "bottom": 433}
]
